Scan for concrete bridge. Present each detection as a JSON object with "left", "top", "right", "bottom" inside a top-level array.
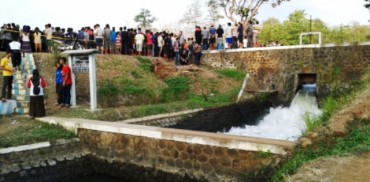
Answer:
[{"left": 202, "top": 43, "right": 370, "bottom": 102}]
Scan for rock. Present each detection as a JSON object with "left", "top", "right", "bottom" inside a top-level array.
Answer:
[
  {"left": 30, "top": 169, "right": 37, "bottom": 175},
  {"left": 0, "top": 168, "right": 9, "bottom": 175},
  {"left": 19, "top": 170, "right": 28, "bottom": 177},
  {"left": 10, "top": 164, "right": 21, "bottom": 172},
  {"left": 30, "top": 161, "right": 40, "bottom": 168},
  {"left": 47, "top": 159, "right": 56, "bottom": 166},
  {"left": 40, "top": 161, "right": 47, "bottom": 167},
  {"left": 307, "top": 132, "right": 319, "bottom": 139},
  {"left": 300, "top": 137, "right": 312, "bottom": 148},
  {"left": 56, "top": 156, "right": 65, "bottom": 162},
  {"left": 21, "top": 163, "right": 32, "bottom": 170}
]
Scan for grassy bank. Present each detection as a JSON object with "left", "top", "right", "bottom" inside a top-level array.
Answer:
[{"left": 0, "top": 117, "right": 76, "bottom": 148}]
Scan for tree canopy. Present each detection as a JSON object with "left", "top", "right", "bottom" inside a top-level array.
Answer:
[
  {"left": 259, "top": 10, "right": 370, "bottom": 45},
  {"left": 134, "top": 9, "right": 157, "bottom": 29},
  {"left": 213, "top": 0, "right": 290, "bottom": 27}
]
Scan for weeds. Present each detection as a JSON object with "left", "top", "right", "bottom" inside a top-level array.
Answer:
[
  {"left": 271, "top": 120, "right": 370, "bottom": 182},
  {"left": 215, "top": 69, "right": 245, "bottom": 81},
  {"left": 0, "top": 122, "right": 75, "bottom": 148}
]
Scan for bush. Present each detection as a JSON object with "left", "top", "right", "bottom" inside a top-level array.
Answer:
[
  {"left": 161, "top": 77, "right": 190, "bottom": 102},
  {"left": 216, "top": 69, "right": 245, "bottom": 81},
  {"left": 98, "top": 80, "right": 120, "bottom": 107}
]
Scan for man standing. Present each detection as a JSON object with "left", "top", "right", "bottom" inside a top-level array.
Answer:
[
  {"left": 103, "top": 24, "right": 111, "bottom": 54},
  {"left": 209, "top": 25, "right": 217, "bottom": 50},
  {"left": 179, "top": 31, "right": 185, "bottom": 48},
  {"left": 60, "top": 57, "right": 72, "bottom": 108},
  {"left": 110, "top": 27, "right": 116, "bottom": 54},
  {"left": 134, "top": 28, "right": 145, "bottom": 56},
  {"left": 0, "top": 51, "right": 13, "bottom": 102},
  {"left": 157, "top": 32, "right": 164, "bottom": 57},
  {"left": 201, "top": 27, "right": 209, "bottom": 50},
  {"left": 9, "top": 39, "right": 22, "bottom": 70},
  {"left": 121, "top": 27, "right": 129, "bottom": 55},
  {"left": 247, "top": 21, "right": 254, "bottom": 48},
  {"left": 94, "top": 24, "right": 104, "bottom": 52},
  {"left": 225, "top": 23, "right": 232, "bottom": 49},
  {"left": 216, "top": 25, "right": 224, "bottom": 50},
  {"left": 44, "top": 24, "right": 53, "bottom": 53}
]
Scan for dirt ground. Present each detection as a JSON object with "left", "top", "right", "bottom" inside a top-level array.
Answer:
[{"left": 287, "top": 154, "right": 370, "bottom": 182}]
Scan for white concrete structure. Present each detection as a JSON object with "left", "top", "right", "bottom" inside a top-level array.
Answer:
[
  {"left": 300, "top": 32, "right": 322, "bottom": 45},
  {"left": 38, "top": 117, "right": 295, "bottom": 155},
  {"left": 62, "top": 50, "right": 99, "bottom": 111}
]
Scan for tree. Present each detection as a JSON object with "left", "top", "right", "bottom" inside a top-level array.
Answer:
[
  {"left": 259, "top": 18, "right": 286, "bottom": 45},
  {"left": 181, "top": 0, "right": 203, "bottom": 26},
  {"left": 365, "top": 0, "right": 370, "bottom": 11},
  {"left": 134, "top": 9, "right": 157, "bottom": 29},
  {"left": 207, "top": 0, "right": 224, "bottom": 25},
  {"left": 216, "top": 0, "right": 291, "bottom": 28}
]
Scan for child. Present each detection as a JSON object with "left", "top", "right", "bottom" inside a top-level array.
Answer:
[
  {"left": 27, "top": 69, "right": 46, "bottom": 119},
  {"left": 55, "top": 63, "right": 63, "bottom": 105},
  {"left": 243, "top": 36, "right": 248, "bottom": 48},
  {"left": 116, "top": 34, "right": 122, "bottom": 54}
]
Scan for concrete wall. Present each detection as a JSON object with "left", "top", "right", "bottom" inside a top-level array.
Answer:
[
  {"left": 203, "top": 43, "right": 370, "bottom": 101},
  {"left": 39, "top": 117, "right": 295, "bottom": 182}
]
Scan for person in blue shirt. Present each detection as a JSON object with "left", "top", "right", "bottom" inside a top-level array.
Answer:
[
  {"left": 209, "top": 25, "right": 217, "bottom": 50},
  {"left": 55, "top": 63, "right": 63, "bottom": 106},
  {"left": 111, "top": 27, "right": 117, "bottom": 54}
]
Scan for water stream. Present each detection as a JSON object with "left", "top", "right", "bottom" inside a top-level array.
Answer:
[{"left": 226, "top": 84, "right": 322, "bottom": 141}]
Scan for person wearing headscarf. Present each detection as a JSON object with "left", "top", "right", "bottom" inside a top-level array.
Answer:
[{"left": 27, "top": 69, "right": 46, "bottom": 119}]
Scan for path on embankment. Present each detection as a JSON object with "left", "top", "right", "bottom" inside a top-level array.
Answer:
[{"left": 288, "top": 88, "right": 370, "bottom": 182}]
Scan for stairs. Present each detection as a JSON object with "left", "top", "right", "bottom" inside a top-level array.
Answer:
[{"left": 12, "top": 53, "right": 36, "bottom": 115}]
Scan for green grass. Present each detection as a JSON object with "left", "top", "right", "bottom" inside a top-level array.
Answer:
[
  {"left": 215, "top": 69, "right": 246, "bottom": 81},
  {"left": 0, "top": 120, "right": 76, "bottom": 148},
  {"left": 271, "top": 120, "right": 370, "bottom": 182}
]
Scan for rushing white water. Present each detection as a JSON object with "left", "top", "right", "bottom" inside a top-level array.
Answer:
[{"left": 225, "top": 84, "right": 322, "bottom": 141}]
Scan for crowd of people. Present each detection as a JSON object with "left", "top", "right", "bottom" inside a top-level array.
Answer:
[{"left": 0, "top": 20, "right": 266, "bottom": 66}]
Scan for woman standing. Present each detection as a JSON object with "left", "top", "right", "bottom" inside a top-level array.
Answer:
[
  {"left": 27, "top": 69, "right": 46, "bottom": 119},
  {"left": 237, "top": 22, "right": 244, "bottom": 48},
  {"left": 33, "top": 28, "right": 42, "bottom": 52},
  {"left": 21, "top": 30, "right": 32, "bottom": 56}
]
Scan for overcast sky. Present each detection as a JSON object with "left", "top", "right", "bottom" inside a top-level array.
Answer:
[{"left": 1, "top": 0, "right": 369, "bottom": 31}]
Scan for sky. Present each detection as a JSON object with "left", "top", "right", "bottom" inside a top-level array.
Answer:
[{"left": 0, "top": 0, "right": 369, "bottom": 31}]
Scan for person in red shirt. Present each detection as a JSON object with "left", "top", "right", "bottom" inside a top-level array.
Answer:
[
  {"left": 146, "top": 30, "right": 153, "bottom": 56},
  {"left": 27, "top": 69, "right": 46, "bottom": 119},
  {"left": 60, "top": 57, "right": 72, "bottom": 108}
]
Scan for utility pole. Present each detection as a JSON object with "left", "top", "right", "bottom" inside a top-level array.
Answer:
[{"left": 310, "top": 15, "right": 312, "bottom": 44}]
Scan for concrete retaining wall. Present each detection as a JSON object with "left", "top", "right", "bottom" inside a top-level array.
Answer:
[{"left": 39, "top": 117, "right": 295, "bottom": 181}]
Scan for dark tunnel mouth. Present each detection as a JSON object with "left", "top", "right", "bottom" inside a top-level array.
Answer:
[{"left": 296, "top": 73, "right": 317, "bottom": 94}]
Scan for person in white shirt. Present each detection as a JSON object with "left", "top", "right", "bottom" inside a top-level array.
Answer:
[
  {"left": 94, "top": 24, "right": 104, "bottom": 52},
  {"left": 135, "top": 29, "right": 145, "bottom": 55},
  {"left": 9, "top": 40, "right": 22, "bottom": 70},
  {"left": 44, "top": 24, "right": 53, "bottom": 53},
  {"left": 157, "top": 33, "right": 164, "bottom": 57}
]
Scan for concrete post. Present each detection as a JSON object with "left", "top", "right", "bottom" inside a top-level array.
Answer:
[
  {"left": 68, "top": 55, "right": 77, "bottom": 107},
  {"left": 89, "top": 54, "right": 97, "bottom": 111}
]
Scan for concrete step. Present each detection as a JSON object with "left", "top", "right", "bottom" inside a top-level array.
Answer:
[
  {"left": 12, "top": 84, "right": 25, "bottom": 90},
  {"left": 17, "top": 80, "right": 24, "bottom": 84},
  {"left": 17, "top": 101, "right": 29, "bottom": 108},
  {"left": 16, "top": 95, "right": 27, "bottom": 101},
  {"left": 16, "top": 107, "right": 29, "bottom": 114},
  {"left": 12, "top": 89, "right": 27, "bottom": 95}
]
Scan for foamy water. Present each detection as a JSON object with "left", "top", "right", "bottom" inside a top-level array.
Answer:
[{"left": 225, "top": 84, "right": 322, "bottom": 141}]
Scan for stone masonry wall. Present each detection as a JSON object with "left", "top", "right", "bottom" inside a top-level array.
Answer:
[
  {"left": 78, "top": 128, "right": 286, "bottom": 182},
  {"left": 0, "top": 139, "right": 91, "bottom": 181},
  {"left": 203, "top": 44, "right": 370, "bottom": 102}
]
